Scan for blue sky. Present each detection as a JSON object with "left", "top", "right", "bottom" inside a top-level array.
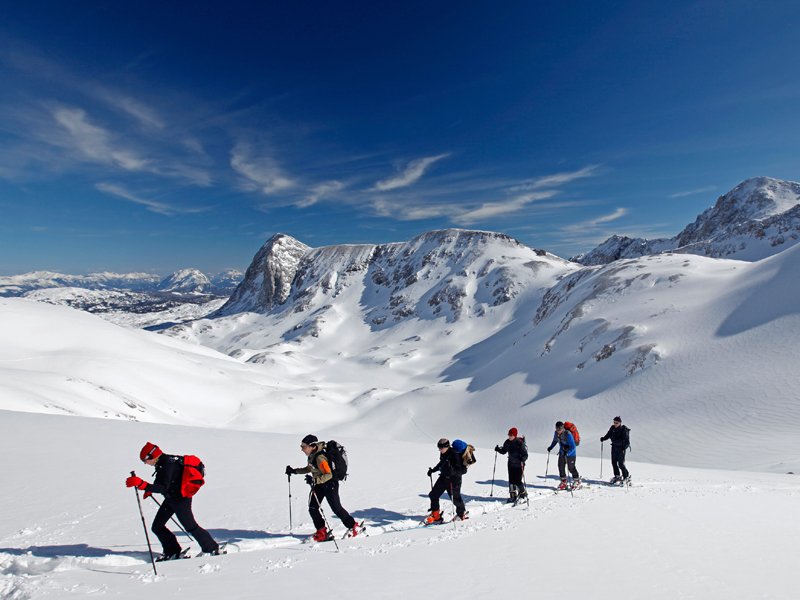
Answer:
[{"left": 1, "top": 1, "right": 799, "bottom": 275}]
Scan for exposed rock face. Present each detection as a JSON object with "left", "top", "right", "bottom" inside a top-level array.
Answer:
[
  {"left": 574, "top": 177, "right": 800, "bottom": 265},
  {"left": 215, "top": 234, "right": 311, "bottom": 315},
  {"left": 216, "top": 229, "right": 572, "bottom": 329}
]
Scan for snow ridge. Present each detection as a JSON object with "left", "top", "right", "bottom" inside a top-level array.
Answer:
[{"left": 575, "top": 176, "right": 800, "bottom": 265}]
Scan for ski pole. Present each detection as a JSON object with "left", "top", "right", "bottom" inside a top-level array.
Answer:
[
  {"left": 130, "top": 471, "right": 157, "bottom": 576},
  {"left": 545, "top": 451, "right": 551, "bottom": 479},
  {"left": 448, "top": 483, "right": 457, "bottom": 530},
  {"left": 490, "top": 450, "right": 498, "bottom": 497},
  {"left": 429, "top": 472, "right": 433, "bottom": 490},
  {"left": 310, "top": 486, "right": 340, "bottom": 552},
  {"left": 600, "top": 441, "right": 604, "bottom": 480},
  {"left": 521, "top": 466, "right": 530, "bottom": 509},
  {"left": 288, "top": 474, "right": 293, "bottom": 532},
  {"left": 148, "top": 496, "right": 196, "bottom": 543},
  {"left": 567, "top": 469, "right": 574, "bottom": 499}
]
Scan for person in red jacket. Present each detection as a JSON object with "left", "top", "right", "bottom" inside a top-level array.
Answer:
[{"left": 125, "top": 442, "right": 219, "bottom": 561}]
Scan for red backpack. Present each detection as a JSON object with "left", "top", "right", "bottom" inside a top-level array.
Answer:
[
  {"left": 180, "top": 455, "right": 205, "bottom": 497},
  {"left": 564, "top": 422, "right": 580, "bottom": 446}
]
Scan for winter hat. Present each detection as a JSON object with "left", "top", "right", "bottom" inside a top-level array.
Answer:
[
  {"left": 437, "top": 438, "right": 450, "bottom": 449},
  {"left": 139, "top": 442, "right": 162, "bottom": 462},
  {"left": 613, "top": 416, "right": 622, "bottom": 423},
  {"left": 301, "top": 434, "right": 318, "bottom": 446},
  {"left": 508, "top": 427, "right": 518, "bottom": 437},
  {"left": 555, "top": 421, "right": 564, "bottom": 430}
]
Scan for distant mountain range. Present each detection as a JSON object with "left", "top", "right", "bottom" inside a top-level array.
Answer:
[
  {"left": 0, "top": 268, "right": 243, "bottom": 297},
  {"left": 0, "top": 268, "right": 242, "bottom": 328}
]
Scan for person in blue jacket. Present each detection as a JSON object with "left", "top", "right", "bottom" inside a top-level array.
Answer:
[{"left": 546, "top": 421, "right": 581, "bottom": 490}]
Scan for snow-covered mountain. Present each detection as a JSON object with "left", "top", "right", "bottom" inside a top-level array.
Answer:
[
  {"left": 575, "top": 176, "right": 800, "bottom": 265},
  {"left": 157, "top": 268, "right": 213, "bottom": 294},
  {"left": 2, "top": 268, "right": 243, "bottom": 328},
  {"left": 162, "top": 227, "right": 800, "bottom": 473},
  {"left": 0, "top": 271, "right": 161, "bottom": 296},
  {"left": 210, "top": 269, "right": 244, "bottom": 295}
]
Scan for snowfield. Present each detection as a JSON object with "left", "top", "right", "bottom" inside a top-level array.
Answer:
[{"left": 1, "top": 411, "right": 798, "bottom": 600}]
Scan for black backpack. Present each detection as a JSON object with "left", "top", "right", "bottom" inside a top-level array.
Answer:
[{"left": 324, "top": 440, "right": 349, "bottom": 481}]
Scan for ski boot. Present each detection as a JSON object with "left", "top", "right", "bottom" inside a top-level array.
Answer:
[
  {"left": 557, "top": 479, "right": 568, "bottom": 491},
  {"left": 572, "top": 478, "right": 582, "bottom": 490},
  {"left": 507, "top": 486, "right": 518, "bottom": 503},
  {"left": 424, "top": 510, "right": 444, "bottom": 525},
  {"left": 609, "top": 476, "right": 621, "bottom": 485},
  {"left": 623, "top": 476, "right": 632, "bottom": 486},
  {"left": 454, "top": 511, "right": 469, "bottom": 521},
  {"left": 311, "top": 527, "right": 333, "bottom": 542},
  {"left": 156, "top": 548, "right": 189, "bottom": 562},
  {"left": 346, "top": 522, "right": 366, "bottom": 538}
]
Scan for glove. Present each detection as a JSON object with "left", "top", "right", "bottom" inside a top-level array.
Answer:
[
  {"left": 304, "top": 474, "right": 313, "bottom": 485},
  {"left": 494, "top": 445, "right": 501, "bottom": 452},
  {"left": 426, "top": 467, "right": 434, "bottom": 477},
  {"left": 143, "top": 491, "right": 152, "bottom": 500},
  {"left": 546, "top": 448, "right": 552, "bottom": 453},
  {"left": 125, "top": 475, "right": 148, "bottom": 490},
  {"left": 600, "top": 437, "right": 604, "bottom": 442},
  {"left": 285, "top": 465, "right": 294, "bottom": 476}
]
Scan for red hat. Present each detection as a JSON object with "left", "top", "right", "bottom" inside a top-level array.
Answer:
[
  {"left": 139, "top": 442, "right": 162, "bottom": 462},
  {"left": 508, "top": 427, "right": 518, "bottom": 437}
]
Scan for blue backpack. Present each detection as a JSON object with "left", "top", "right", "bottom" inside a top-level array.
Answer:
[{"left": 452, "top": 439, "right": 476, "bottom": 473}]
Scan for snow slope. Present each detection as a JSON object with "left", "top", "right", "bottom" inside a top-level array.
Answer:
[
  {"left": 0, "top": 298, "right": 346, "bottom": 431},
  {"left": 0, "top": 411, "right": 797, "bottom": 600},
  {"left": 164, "top": 232, "right": 800, "bottom": 473}
]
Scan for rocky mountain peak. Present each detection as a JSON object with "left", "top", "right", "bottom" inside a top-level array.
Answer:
[{"left": 215, "top": 234, "right": 311, "bottom": 315}]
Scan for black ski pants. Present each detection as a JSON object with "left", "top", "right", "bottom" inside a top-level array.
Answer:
[
  {"left": 558, "top": 453, "right": 580, "bottom": 480},
  {"left": 429, "top": 475, "right": 466, "bottom": 518},
  {"left": 508, "top": 464, "right": 526, "bottom": 497},
  {"left": 151, "top": 496, "right": 218, "bottom": 554},
  {"left": 308, "top": 480, "right": 356, "bottom": 531},
  {"left": 611, "top": 446, "right": 629, "bottom": 478}
]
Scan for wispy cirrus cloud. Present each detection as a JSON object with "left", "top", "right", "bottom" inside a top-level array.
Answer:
[
  {"left": 509, "top": 165, "right": 600, "bottom": 192},
  {"left": 373, "top": 153, "right": 450, "bottom": 191},
  {"left": 230, "top": 143, "right": 295, "bottom": 194},
  {"left": 298, "top": 180, "right": 344, "bottom": 208},
  {"left": 53, "top": 107, "right": 151, "bottom": 171},
  {"left": 668, "top": 185, "right": 717, "bottom": 198},
  {"left": 369, "top": 164, "right": 601, "bottom": 226},
  {"left": 451, "top": 190, "right": 559, "bottom": 225},
  {"left": 562, "top": 207, "right": 629, "bottom": 233},
  {"left": 96, "top": 182, "right": 210, "bottom": 216}
]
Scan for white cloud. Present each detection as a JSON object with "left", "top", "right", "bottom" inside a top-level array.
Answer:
[
  {"left": 373, "top": 153, "right": 450, "bottom": 191},
  {"left": 452, "top": 191, "right": 559, "bottom": 225},
  {"left": 95, "top": 182, "right": 208, "bottom": 216},
  {"left": 562, "top": 207, "right": 629, "bottom": 234},
  {"left": 510, "top": 165, "right": 600, "bottom": 192},
  {"left": 372, "top": 197, "right": 454, "bottom": 221},
  {"left": 230, "top": 143, "right": 294, "bottom": 194},
  {"left": 52, "top": 107, "right": 151, "bottom": 171},
  {"left": 668, "top": 185, "right": 717, "bottom": 198},
  {"left": 298, "top": 180, "right": 344, "bottom": 208}
]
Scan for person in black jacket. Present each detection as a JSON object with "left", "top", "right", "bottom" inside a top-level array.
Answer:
[
  {"left": 425, "top": 438, "right": 467, "bottom": 523},
  {"left": 125, "top": 442, "right": 219, "bottom": 560},
  {"left": 600, "top": 416, "right": 631, "bottom": 484},
  {"left": 495, "top": 427, "right": 528, "bottom": 503}
]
